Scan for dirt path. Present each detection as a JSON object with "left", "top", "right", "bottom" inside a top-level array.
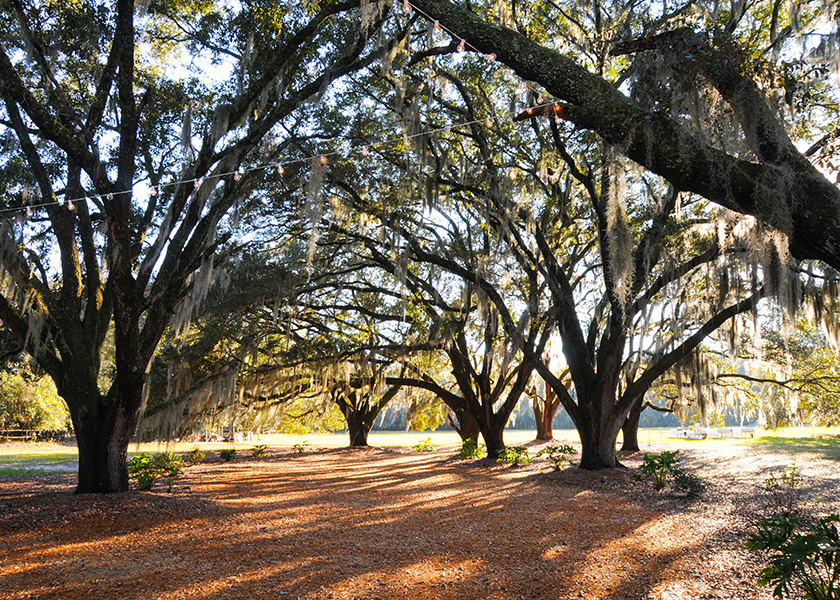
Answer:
[{"left": 1, "top": 440, "right": 838, "bottom": 600}]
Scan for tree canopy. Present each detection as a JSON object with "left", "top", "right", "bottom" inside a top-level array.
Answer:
[{"left": 2, "top": 0, "right": 840, "bottom": 488}]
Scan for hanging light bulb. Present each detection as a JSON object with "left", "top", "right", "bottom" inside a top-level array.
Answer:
[
  {"left": 361, "top": 146, "right": 370, "bottom": 156},
  {"left": 26, "top": 206, "right": 32, "bottom": 218},
  {"left": 106, "top": 193, "right": 113, "bottom": 201},
  {"left": 234, "top": 171, "right": 242, "bottom": 181},
  {"left": 527, "top": 108, "right": 534, "bottom": 115},
  {"left": 457, "top": 39, "right": 465, "bottom": 52},
  {"left": 194, "top": 179, "right": 201, "bottom": 189},
  {"left": 555, "top": 115, "right": 561, "bottom": 124},
  {"left": 486, "top": 117, "right": 493, "bottom": 127},
  {"left": 67, "top": 199, "right": 75, "bottom": 211},
  {"left": 487, "top": 53, "right": 496, "bottom": 61},
  {"left": 505, "top": 70, "right": 513, "bottom": 81},
  {"left": 403, "top": 1, "right": 411, "bottom": 12},
  {"left": 537, "top": 94, "right": 544, "bottom": 104},
  {"left": 277, "top": 164, "right": 285, "bottom": 175},
  {"left": 150, "top": 186, "right": 158, "bottom": 197},
  {"left": 319, "top": 155, "right": 328, "bottom": 165},
  {"left": 521, "top": 82, "right": 529, "bottom": 92},
  {"left": 433, "top": 20, "right": 440, "bottom": 33}
]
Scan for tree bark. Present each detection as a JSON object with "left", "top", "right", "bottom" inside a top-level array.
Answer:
[
  {"left": 72, "top": 398, "right": 136, "bottom": 493},
  {"left": 346, "top": 416, "right": 372, "bottom": 447},
  {"left": 621, "top": 401, "right": 643, "bottom": 453},
  {"left": 575, "top": 406, "right": 627, "bottom": 469},
  {"left": 449, "top": 408, "right": 481, "bottom": 443},
  {"left": 533, "top": 393, "right": 553, "bottom": 441},
  {"left": 335, "top": 393, "right": 376, "bottom": 447},
  {"left": 480, "top": 418, "right": 506, "bottom": 459}
]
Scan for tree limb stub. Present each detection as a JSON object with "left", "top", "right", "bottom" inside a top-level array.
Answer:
[{"left": 409, "top": 0, "right": 840, "bottom": 270}]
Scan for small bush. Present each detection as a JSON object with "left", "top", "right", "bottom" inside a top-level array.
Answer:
[
  {"left": 639, "top": 450, "right": 681, "bottom": 489},
  {"left": 634, "top": 450, "right": 705, "bottom": 496},
  {"left": 219, "top": 448, "right": 236, "bottom": 462},
  {"left": 185, "top": 447, "right": 205, "bottom": 466},
  {"left": 292, "top": 441, "right": 308, "bottom": 454},
  {"left": 497, "top": 445, "right": 532, "bottom": 467},
  {"left": 413, "top": 437, "right": 435, "bottom": 452},
  {"left": 128, "top": 452, "right": 183, "bottom": 491},
  {"left": 746, "top": 514, "right": 840, "bottom": 599},
  {"left": 250, "top": 444, "right": 271, "bottom": 458},
  {"left": 458, "top": 437, "right": 484, "bottom": 460},
  {"left": 536, "top": 444, "right": 576, "bottom": 471},
  {"left": 673, "top": 469, "right": 707, "bottom": 497},
  {"left": 765, "top": 465, "right": 805, "bottom": 517}
]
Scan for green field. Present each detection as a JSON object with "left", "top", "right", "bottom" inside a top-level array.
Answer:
[{"left": 1, "top": 425, "right": 839, "bottom": 475}]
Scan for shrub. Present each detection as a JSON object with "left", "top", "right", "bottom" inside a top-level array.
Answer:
[
  {"left": 413, "top": 437, "right": 435, "bottom": 452},
  {"left": 746, "top": 514, "right": 840, "bottom": 599},
  {"left": 292, "top": 441, "right": 308, "bottom": 454},
  {"left": 536, "top": 444, "right": 576, "bottom": 471},
  {"left": 219, "top": 448, "right": 236, "bottom": 461},
  {"left": 497, "top": 445, "right": 532, "bottom": 467},
  {"left": 185, "top": 447, "right": 205, "bottom": 466},
  {"left": 765, "top": 465, "right": 805, "bottom": 517},
  {"left": 672, "top": 469, "right": 708, "bottom": 497},
  {"left": 634, "top": 450, "right": 706, "bottom": 496},
  {"left": 128, "top": 452, "right": 183, "bottom": 491},
  {"left": 250, "top": 444, "right": 271, "bottom": 458},
  {"left": 637, "top": 450, "right": 681, "bottom": 489},
  {"left": 458, "top": 437, "right": 484, "bottom": 460}
]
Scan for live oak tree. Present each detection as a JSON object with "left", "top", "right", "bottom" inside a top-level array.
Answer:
[
  {"left": 301, "top": 7, "right": 764, "bottom": 466},
  {"left": 0, "top": 0, "right": 401, "bottom": 492}
]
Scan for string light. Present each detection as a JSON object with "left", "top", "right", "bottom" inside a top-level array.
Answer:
[
  {"left": 67, "top": 199, "right": 75, "bottom": 211},
  {"left": 150, "top": 186, "right": 158, "bottom": 197},
  {"left": 277, "top": 164, "right": 285, "bottom": 175},
  {"left": 194, "top": 179, "right": 201, "bottom": 189},
  {"left": 457, "top": 39, "right": 465, "bottom": 52},
  {"left": 403, "top": 1, "right": 411, "bottom": 12},
  {"left": 26, "top": 206, "right": 32, "bottom": 218},
  {"left": 433, "top": 20, "right": 440, "bottom": 33},
  {"left": 234, "top": 171, "right": 242, "bottom": 181},
  {"left": 487, "top": 53, "right": 496, "bottom": 61},
  {"left": 361, "top": 146, "right": 370, "bottom": 156}
]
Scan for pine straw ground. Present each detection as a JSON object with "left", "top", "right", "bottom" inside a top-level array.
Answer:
[{"left": 1, "top": 439, "right": 839, "bottom": 600}]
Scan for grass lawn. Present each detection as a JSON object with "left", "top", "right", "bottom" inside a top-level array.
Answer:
[{"left": 1, "top": 425, "right": 839, "bottom": 473}]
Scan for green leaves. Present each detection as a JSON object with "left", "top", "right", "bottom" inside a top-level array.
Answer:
[
  {"left": 747, "top": 514, "right": 840, "bottom": 599},
  {"left": 535, "top": 444, "right": 576, "bottom": 470},
  {"left": 127, "top": 451, "right": 184, "bottom": 491},
  {"left": 496, "top": 444, "right": 531, "bottom": 466}
]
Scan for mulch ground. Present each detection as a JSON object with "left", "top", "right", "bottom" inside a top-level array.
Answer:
[{"left": 1, "top": 440, "right": 838, "bottom": 600}]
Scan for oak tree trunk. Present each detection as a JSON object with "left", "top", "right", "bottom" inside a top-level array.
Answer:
[
  {"left": 621, "top": 401, "right": 643, "bottom": 452},
  {"left": 449, "top": 408, "right": 481, "bottom": 443},
  {"left": 573, "top": 390, "right": 630, "bottom": 469},
  {"left": 479, "top": 420, "right": 506, "bottom": 459},
  {"left": 337, "top": 400, "right": 377, "bottom": 447},
  {"left": 533, "top": 386, "right": 559, "bottom": 441}
]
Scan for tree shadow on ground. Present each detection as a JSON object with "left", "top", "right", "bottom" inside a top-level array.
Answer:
[{"left": 0, "top": 447, "right": 734, "bottom": 600}]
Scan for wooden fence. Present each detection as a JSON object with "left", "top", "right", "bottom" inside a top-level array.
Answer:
[{"left": 0, "top": 429, "right": 69, "bottom": 442}]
